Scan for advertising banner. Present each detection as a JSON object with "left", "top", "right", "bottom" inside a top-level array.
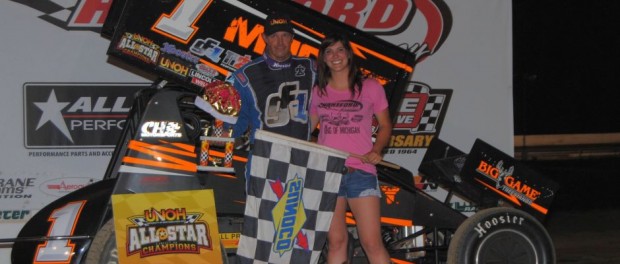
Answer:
[
  {"left": 111, "top": 189, "right": 222, "bottom": 263},
  {"left": 460, "top": 139, "right": 559, "bottom": 219}
]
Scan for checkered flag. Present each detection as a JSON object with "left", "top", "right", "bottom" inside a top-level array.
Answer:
[{"left": 236, "top": 130, "right": 347, "bottom": 264}]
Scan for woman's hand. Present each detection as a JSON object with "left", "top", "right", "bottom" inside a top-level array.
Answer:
[{"left": 363, "top": 151, "right": 383, "bottom": 164}]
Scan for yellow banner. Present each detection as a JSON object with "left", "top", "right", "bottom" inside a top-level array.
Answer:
[{"left": 111, "top": 189, "right": 222, "bottom": 264}]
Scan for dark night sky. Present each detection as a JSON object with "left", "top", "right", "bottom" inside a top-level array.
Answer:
[
  {"left": 511, "top": 2, "right": 620, "bottom": 215},
  {"left": 512, "top": 1, "right": 620, "bottom": 135}
]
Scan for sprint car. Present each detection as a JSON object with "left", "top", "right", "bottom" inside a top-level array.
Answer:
[
  {"left": 2, "top": 0, "right": 559, "bottom": 263},
  {"left": 5, "top": 80, "right": 559, "bottom": 264}
]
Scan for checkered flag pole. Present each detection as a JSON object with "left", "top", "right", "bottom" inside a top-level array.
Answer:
[{"left": 237, "top": 130, "right": 348, "bottom": 264}]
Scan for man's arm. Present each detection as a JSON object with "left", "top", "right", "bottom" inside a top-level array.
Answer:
[{"left": 229, "top": 75, "right": 250, "bottom": 139}]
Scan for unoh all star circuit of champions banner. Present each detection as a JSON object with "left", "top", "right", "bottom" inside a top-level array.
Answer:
[
  {"left": 111, "top": 189, "right": 223, "bottom": 263},
  {"left": 236, "top": 130, "right": 347, "bottom": 263}
]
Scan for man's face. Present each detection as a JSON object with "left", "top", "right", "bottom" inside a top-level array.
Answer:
[{"left": 263, "top": 31, "right": 293, "bottom": 62}]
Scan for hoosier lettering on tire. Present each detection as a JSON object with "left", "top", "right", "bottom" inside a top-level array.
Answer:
[{"left": 447, "top": 207, "right": 555, "bottom": 264}]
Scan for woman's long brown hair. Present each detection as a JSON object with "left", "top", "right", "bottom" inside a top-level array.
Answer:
[{"left": 316, "top": 33, "right": 363, "bottom": 98}]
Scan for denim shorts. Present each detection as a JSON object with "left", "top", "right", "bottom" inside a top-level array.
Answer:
[{"left": 338, "top": 169, "right": 382, "bottom": 198}]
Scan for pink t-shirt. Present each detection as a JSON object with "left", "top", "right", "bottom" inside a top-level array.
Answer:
[{"left": 309, "top": 78, "right": 388, "bottom": 175}]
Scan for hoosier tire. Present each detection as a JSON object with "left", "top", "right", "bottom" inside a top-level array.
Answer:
[
  {"left": 84, "top": 218, "right": 230, "bottom": 264},
  {"left": 85, "top": 219, "right": 117, "bottom": 264},
  {"left": 447, "top": 207, "right": 555, "bottom": 264}
]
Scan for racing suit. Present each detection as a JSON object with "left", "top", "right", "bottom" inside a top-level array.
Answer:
[
  {"left": 228, "top": 53, "right": 317, "bottom": 142},
  {"left": 227, "top": 53, "right": 317, "bottom": 189}
]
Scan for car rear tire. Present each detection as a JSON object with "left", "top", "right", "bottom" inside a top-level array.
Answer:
[
  {"left": 84, "top": 219, "right": 117, "bottom": 264},
  {"left": 447, "top": 207, "right": 555, "bottom": 264}
]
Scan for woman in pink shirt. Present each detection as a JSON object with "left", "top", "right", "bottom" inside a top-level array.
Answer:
[{"left": 309, "top": 33, "right": 392, "bottom": 264}]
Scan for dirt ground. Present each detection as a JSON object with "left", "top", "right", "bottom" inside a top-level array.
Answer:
[
  {"left": 545, "top": 209, "right": 620, "bottom": 263},
  {"left": 526, "top": 157, "right": 620, "bottom": 263}
]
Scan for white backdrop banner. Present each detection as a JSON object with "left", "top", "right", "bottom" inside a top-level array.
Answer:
[{"left": 0, "top": 0, "right": 511, "bottom": 261}]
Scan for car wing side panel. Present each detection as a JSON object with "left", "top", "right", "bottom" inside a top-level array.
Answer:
[{"left": 11, "top": 179, "right": 116, "bottom": 264}]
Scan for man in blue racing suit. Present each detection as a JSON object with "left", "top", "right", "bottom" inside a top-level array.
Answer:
[
  {"left": 228, "top": 13, "right": 316, "bottom": 142},
  {"left": 226, "top": 12, "right": 317, "bottom": 186}
]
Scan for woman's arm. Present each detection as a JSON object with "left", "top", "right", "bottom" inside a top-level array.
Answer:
[{"left": 365, "top": 108, "right": 392, "bottom": 164}]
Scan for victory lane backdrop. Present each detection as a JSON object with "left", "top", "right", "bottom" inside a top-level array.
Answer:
[{"left": 0, "top": 0, "right": 512, "bottom": 262}]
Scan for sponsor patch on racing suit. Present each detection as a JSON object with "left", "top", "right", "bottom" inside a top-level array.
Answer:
[{"left": 228, "top": 53, "right": 317, "bottom": 142}]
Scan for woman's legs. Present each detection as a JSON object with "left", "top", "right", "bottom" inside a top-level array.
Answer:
[
  {"left": 328, "top": 170, "right": 389, "bottom": 263},
  {"left": 348, "top": 196, "right": 391, "bottom": 264},
  {"left": 327, "top": 196, "right": 349, "bottom": 263}
]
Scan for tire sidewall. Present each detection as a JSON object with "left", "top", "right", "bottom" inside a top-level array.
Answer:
[
  {"left": 447, "top": 207, "right": 556, "bottom": 264},
  {"left": 84, "top": 219, "right": 117, "bottom": 264}
]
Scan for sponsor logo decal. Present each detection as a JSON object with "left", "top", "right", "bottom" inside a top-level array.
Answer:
[
  {"left": 190, "top": 37, "right": 252, "bottom": 71},
  {"left": 189, "top": 69, "right": 214, "bottom": 81},
  {"left": 190, "top": 64, "right": 220, "bottom": 88},
  {"left": 0, "top": 178, "right": 35, "bottom": 199},
  {"left": 140, "top": 121, "right": 183, "bottom": 138},
  {"left": 40, "top": 177, "right": 97, "bottom": 196},
  {"left": 269, "top": 176, "right": 309, "bottom": 255},
  {"left": 24, "top": 83, "right": 146, "bottom": 148},
  {"left": 414, "top": 175, "right": 438, "bottom": 192},
  {"left": 294, "top": 64, "right": 306, "bottom": 77},
  {"left": 126, "top": 208, "right": 213, "bottom": 257},
  {"left": 476, "top": 160, "right": 541, "bottom": 204},
  {"left": 380, "top": 185, "right": 400, "bottom": 205},
  {"left": 219, "top": 232, "right": 241, "bottom": 249},
  {"left": 386, "top": 82, "right": 452, "bottom": 151},
  {"left": 196, "top": 64, "right": 219, "bottom": 77},
  {"left": 158, "top": 56, "right": 190, "bottom": 77},
  {"left": 28, "top": 150, "right": 114, "bottom": 157},
  {"left": 189, "top": 68, "right": 218, "bottom": 88},
  {"left": 161, "top": 42, "right": 201, "bottom": 64},
  {"left": 0, "top": 210, "right": 31, "bottom": 221},
  {"left": 9, "top": 0, "right": 112, "bottom": 31},
  {"left": 473, "top": 213, "right": 525, "bottom": 238},
  {"left": 190, "top": 76, "right": 210, "bottom": 88},
  {"left": 451, "top": 201, "right": 477, "bottom": 212},
  {"left": 190, "top": 38, "right": 226, "bottom": 62},
  {"left": 117, "top": 32, "right": 161, "bottom": 64},
  {"left": 474, "top": 158, "right": 555, "bottom": 215},
  {"left": 317, "top": 100, "right": 363, "bottom": 112}
]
